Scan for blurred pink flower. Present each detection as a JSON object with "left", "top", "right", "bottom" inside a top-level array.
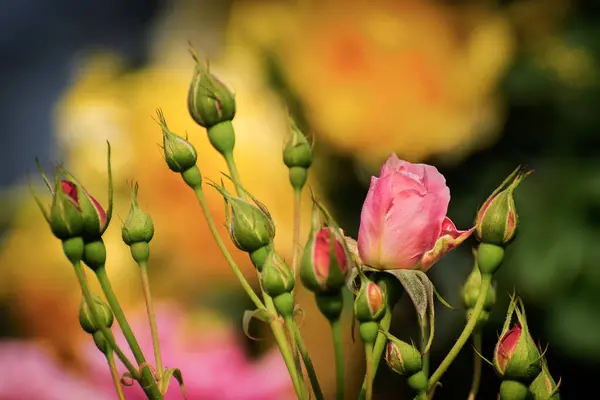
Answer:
[
  {"left": 0, "top": 303, "right": 293, "bottom": 400},
  {"left": 84, "top": 303, "right": 295, "bottom": 400},
  {"left": 0, "top": 341, "right": 111, "bottom": 400},
  {"left": 358, "top": 154, "right": 474, "bottom": 271}
]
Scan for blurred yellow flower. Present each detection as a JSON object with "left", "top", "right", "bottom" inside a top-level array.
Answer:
[{"left": 228, "top": 0, "right": 516, "bottom": 171}]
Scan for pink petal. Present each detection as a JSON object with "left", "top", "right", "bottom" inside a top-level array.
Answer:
[
  {"left": 419, "top": 217, "right": 475, "bottom": 271},
  {"left": 380, "top": 154, "right": 447, "bottom": 195},
  {"left": 357, "top": 176, "right": 386, "bottom": 266},
  {"left": 378, "top": 181, "right": 450, "bottom": 269}
]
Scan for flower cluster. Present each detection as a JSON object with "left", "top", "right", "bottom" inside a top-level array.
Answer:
[{"left": 28, "top": 45, "right": 558, "bottom": 400}]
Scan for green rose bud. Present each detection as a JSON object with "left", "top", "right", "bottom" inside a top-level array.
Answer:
[
  {"left": 384, "top": 335, "right": 422, "bottom": 376},
  {"left": 122, "top": 182, "right": 154, "bottom": 246},
  {"left": 475, "top": 166, "right": 532, "bottom": 246},
  {"left": 211, "top": 182, "right": 275, "bottom": 253},
  {"left": 79, "top": 294, "right": 114, "bottom": 334},
  {"left": 530, "top": 357, "right": 561, "bottom": 400},
  {"left": 261, "top": 250, "right": 295, "bottom": 298},
  {"left": 494, "top": 297, "right": 541, "bottom": 382},
  {"left": 187, "top": 47, "right": 235, "bottom": 129},
  {"left": 354, "top": 277, "right": 386, "bottom": 323},
  {"left": 283, "top": 119, "right": 312, "bottom": 190},
  {"left": 156, "top": 109, "right": 198, "bottom": 174}
]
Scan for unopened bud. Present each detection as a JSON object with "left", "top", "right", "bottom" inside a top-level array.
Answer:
[
  {"left": 475, "top": 166, "right": 532, "bottom": 246},
  {"left": 187, "top": 48, "right": 235, "bottom": 129},
  {"left": 157, "top": 109, "right": 198, "bottom": 174},
  {"left": 384, "top": 336, "right": 422, "bottom": 376},
  {"left": 354, "top": 277, "right": 385, "bottom": 323},
  {"left": 530, "top": 357, "right": 561, "bottom": 400},
  {"left": 121, "top": 182, "right": 154, "bottom": 246},
  {"left": 79, "top": 294, "right": 114, "bottom": 334},
  {"left": 494, "top": 298, "right": 541, "bottom": 382},
  {"left": 211, "top": 183, "right": 275, "bottom": 253},
  {"left": 300, "top": 206, "right": 349, "bottom": 294},
  {"left": 261, "top": 250, "right": 295, "bottom": 298}
]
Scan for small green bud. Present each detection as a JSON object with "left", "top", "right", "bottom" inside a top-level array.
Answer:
[
  {"left": 79, "top": 294, "right": 114, "bottom": 334},
  {"left": 300, "top": 204, "right": 349, "bottom": 294},
  {"left": 211, "top": 183, "right": 275, "bottom": 253},
  {"left": 92, "top": 331, "right": 111, "bottom": 354},
  {"left": 477, "top": 243, "right": 505, "bottom": 275},
  {"left": 156, "top": 109, "right": 198, "bottom": 173},
  {"left": 82, "top": 239, "right": 107, "bottom": 270},
  {"left": 261, "top": 250, "right": 295, "bottom": 298},
  {"left": 187, "top": 48, "right": 235, "bottom": 129},
  {"left": 462, "top": 262, "right": 496, "bottom": 310},
  {"left": 530, "top": 358, "right": 561, "bottom": 400},
  {"left": 283, "top": 119, "right": 312, "bottom": 169},
  {"left": 354, "top": 277, "right": 386, "bottom": 323},
  {"left": 475, "top": 166, "right": 532, "bottom": 246},
  {"left": 384, "top": 336, "right": 422, "bottom": 376},
  {"left": 494, "top": 297, "right": 541, "bottom": 382},
  {"left": 181, "top": 166, "right": 203, "bottom": 189},
  {"left": 122, "top": 182, "right": 154, "bottom": 246}
]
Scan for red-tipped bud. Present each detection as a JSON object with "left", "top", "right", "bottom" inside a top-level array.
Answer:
[
  {"left": 494, "top": 297, "right": 541, "bottom": 382},
  {"left": 301, "top": 226, "right": 349, "bottom": 294},
  {"left": 475, "top": 166, "right": 532, "bottom": 246},
  {"left": 354, "top": 278, "right": 385, "bottom": 323},
  {"left": 384, "top": 336, "right": 422, "bottom": 376}
]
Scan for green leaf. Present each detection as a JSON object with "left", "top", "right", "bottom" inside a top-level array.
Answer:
[
  {"left": 385, "top": 270, "right": 436, "bottom": 353},
  {"left": 242, "top": 308, "right": 274, "bottom": 341},
  {"left": 160, "top": 368, "right": 186, "bottom": 399}
]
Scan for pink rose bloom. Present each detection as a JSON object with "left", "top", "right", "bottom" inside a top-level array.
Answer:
[
  {"left": 84, "top": 302, "right": 295, "bottom": 400},
  {"left": 358, "top": 154, "right": 474, "bottom": 271}
]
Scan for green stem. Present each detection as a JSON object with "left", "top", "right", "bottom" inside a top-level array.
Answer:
[
  {"left": 192, "top": 187, "right": 265, "bottom": 310},
  {"left": 138, "top": 260, "right": 163, "bottom": 378},
  {"left": 358, "top": 305, "right": 393, "bottom": 399},
  {"left": 365, "top": 343, "right": 374, "bottom": 400},
  {"left": 107, "top": 350, "right": 126, "bottom": 400},
  {"left": 284, "top": 316, "right": 306, "bottom": 391},
  {"left": 265, "top": 296, "right": 307, "bottom": 400},
  {"left": 288, "top": 318, "right": 323, "bottom": 400},
  {"left": 223, "top": 151, "right": 244, "bottom": 198},
  {"left": 428, "top": 274, "right": 492, "bottom": 390},
  {"left": 95, "top": 266, "right": 163, "bottom": 400},
  {"left": 467, "top": 332, "right": 483, "bottom": 400},
  {"left": 331, "top": 318, "right": 345, "bottom": 400},
  {"left": 421, "top": 318, "right": 430, "bottom": 379},
  {"left": 71, "top": 261, "right": 139, "bottom": 379},
  {"left": 291, "top": 188, "right": 302, "bottom": 277}
]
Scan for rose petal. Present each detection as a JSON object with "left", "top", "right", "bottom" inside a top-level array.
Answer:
[
  {"left": 378, "top": 185, "right": 449, "bottom": 269},
  {"left": 419, "top": 217, "right": 475, "bottom": 271},
  {"left": 380, "top": 154, "right": 447, "bottom": 195}
]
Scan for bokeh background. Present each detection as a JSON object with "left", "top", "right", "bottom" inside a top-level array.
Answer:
[{"left": 0, "top": 0, "right": 598, "bottom": 398}]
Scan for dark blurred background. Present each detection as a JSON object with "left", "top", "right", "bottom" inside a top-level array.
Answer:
[{"left": 0, "top": 0, "right": 599, "bottom": 399}]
